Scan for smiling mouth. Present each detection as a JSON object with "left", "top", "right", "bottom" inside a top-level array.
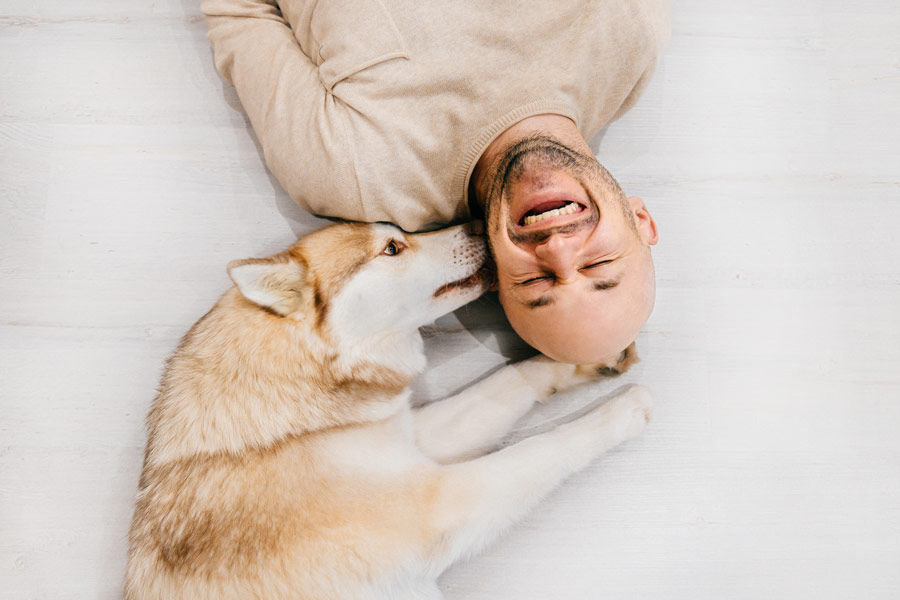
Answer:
[
  {"left": 508, "top": 194, "right": 598, "bottom": 244},
  {"left": 517, "top": 200, "right": 587, "bottom": 229},
  {"left": 521, "top": 201, "right": 584, "bottom": 226}
]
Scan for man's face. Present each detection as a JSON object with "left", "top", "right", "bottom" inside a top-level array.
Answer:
[{"left": 480, "top": 135, "right": 658, "bottom": 364}]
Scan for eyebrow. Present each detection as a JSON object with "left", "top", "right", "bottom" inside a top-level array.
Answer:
[
  {"left": 525, "top": 295, "right": 556, "bottom": 308},
  {"left": 522, "top": 278, "right": 621, "bottom": 309},
  {"left": 594, "top": 279, "right": 620, "bottom": 290}
]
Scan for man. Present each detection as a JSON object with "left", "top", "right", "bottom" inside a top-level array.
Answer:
[{"left": 201, "top": 0, "right": 669, "bottom": 364}]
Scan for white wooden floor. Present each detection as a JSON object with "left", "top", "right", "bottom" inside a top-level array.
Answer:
[{"left": 2, "top": 1, "right": 899, "bottom": 598}]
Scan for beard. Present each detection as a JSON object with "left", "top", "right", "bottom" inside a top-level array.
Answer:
[{"left": 484, "top": 134, "right": 635, "bottom": 248}]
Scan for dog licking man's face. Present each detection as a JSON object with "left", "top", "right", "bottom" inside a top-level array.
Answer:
[
  {"left": 325, "top": 223, "right": 491, "bottom": 342},
  {"left": 473, "top": 119, "right": 659, "bottom": 365}
]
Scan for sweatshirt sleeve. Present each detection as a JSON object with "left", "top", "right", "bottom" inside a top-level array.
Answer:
[{"left": 200, "top": 0, "right": 353, "bottom": 218}]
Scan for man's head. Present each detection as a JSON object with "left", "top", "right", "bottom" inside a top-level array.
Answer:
[{"left": 471, "top": 115, "right": 658, "bottom": 364}]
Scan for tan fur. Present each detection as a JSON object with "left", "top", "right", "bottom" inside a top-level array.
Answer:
[
  {"left": 126, "top": 222, "right": 648, "bottom": 600},
  {"left": 577, "top": 341, "right": 639, "bottom": 378},
  {"left": 128, "top": 225, "right": 425, "bottom": 599},
  {"left": 130, "top": 435, "right": 439, "bottom": 595}
]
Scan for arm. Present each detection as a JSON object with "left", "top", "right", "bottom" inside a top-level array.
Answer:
[{"left": 201, "top": 0, "right": 338, "bottom": 210}]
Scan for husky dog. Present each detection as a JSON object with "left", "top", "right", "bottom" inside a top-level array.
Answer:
[{"left": 125, "top": 222, "right": 651, "bottom": 599}]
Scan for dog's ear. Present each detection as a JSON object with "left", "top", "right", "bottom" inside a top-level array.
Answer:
[{"left": 227, "top": 257, "right": 307, "bottom": 316}]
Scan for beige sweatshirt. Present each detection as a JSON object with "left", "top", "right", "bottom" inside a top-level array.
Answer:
[{"left": 202, "top": 0, "right": 670, "bottom": 232}]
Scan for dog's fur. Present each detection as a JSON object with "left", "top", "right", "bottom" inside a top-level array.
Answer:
[{"left": 125, "top": 222, "right": 651, "bottom": 599}]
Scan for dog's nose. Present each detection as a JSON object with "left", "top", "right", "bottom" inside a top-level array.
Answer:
[{"left": 464, "top": 220, "right": 485, "bottom": 236}]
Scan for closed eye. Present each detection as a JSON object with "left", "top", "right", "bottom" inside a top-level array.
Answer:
[
  {"left": 580, "top": 259, "right": 614, "bottom": 271},
  {"left": 518, "top": 259, "right": 613, "bottom": 285},
  {"left": 517, "top": 275, "right": 553, "bottom": 286}
]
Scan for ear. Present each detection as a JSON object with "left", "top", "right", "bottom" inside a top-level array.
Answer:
[
  {"left": 627, "top": 196, "right": 658, "bottom": 246},
  {"left": 227, "top": 257, "right": 307, "bottom": 316}
]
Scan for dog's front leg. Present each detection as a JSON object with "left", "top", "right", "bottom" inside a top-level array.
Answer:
[
  {"left": 413, "top": 355, "right": 579, "bottom": 463},
  {"left": 413, "top": 345, "right": 638, "bottom": 464},
  {"left": 423, "top": 384, "right": 652, "bottom": 575}
]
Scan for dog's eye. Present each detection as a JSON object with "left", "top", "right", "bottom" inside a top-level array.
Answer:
[{"left": 381, "top": 240, "right": 405, "bottom": 256}]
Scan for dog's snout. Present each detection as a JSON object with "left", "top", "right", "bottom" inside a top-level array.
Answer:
[
  {"left": 451, "top": 235, "right": 486, "bottom": 267},
  {"left": 421, "top": 223, "right": 487, "bottom": 269}
]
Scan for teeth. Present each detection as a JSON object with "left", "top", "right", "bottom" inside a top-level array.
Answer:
[{"left": 524, "top": 202, "right": 580, "bottom": 225}]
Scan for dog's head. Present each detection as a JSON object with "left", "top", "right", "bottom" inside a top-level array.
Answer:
[{"left": 227, "top": 222, "right": 489, "bottom": 365}]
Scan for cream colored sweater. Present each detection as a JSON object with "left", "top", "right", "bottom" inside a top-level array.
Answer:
[{"left": 202, "top": 0, "right": 670, "bottom": 232}]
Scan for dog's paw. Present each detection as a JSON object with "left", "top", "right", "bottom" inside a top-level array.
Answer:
[
  {"left": 608, "top": 384, "right": 653, "bottom": 441},
  {"left": 512, "top": 354, "right": 578, "bottom": 401},
  {"left": 586, "top": 384, "right": 653, "bottom": 443},
  {"left": 574, "top": 342, "right": 639, "bottom": 380},
  {"left": 513, "top": 343, "right": 639, "bottom": 403}
]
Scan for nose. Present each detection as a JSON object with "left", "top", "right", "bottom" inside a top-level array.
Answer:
[{"left": 533, "top": 232, "right": 580, "bottom": 284}]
